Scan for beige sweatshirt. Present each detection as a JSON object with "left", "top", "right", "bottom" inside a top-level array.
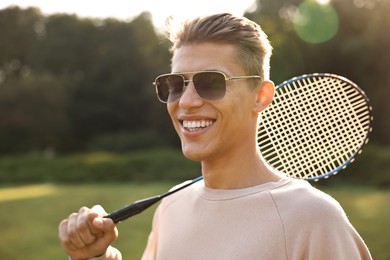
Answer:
[
  {"left": 93, "top": 178, "right": 372, "bottom": 260},
  {"left": 141, "top": 178, "right": 372, "bottom": 260}
]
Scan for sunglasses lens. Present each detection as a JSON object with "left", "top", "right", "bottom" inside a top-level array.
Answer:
[
  {"left": 155, "top": 74, "right": 184, "bottom": 102},
  {"left": 193, "top": 72, "right": 226, "bottom": 100},
  {"left": 155, "top": 72, "right": 227, "bottom": 103}
]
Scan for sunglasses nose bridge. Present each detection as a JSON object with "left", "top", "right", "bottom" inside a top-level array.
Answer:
[
  {"left": 183, "top": 79, "right": 192, "bottom": 87},
  {"left": 181, "top": 79, "right": 193, "bottom": 97},
  {"left": 179, "top": 78, "right": 204, "bottom": 105}
]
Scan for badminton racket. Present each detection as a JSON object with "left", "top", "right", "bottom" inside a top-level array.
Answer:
[
  {"left": 258, "top": 73, "right": 372, "bottom": 180},
  {"left": 106, "top": 73, "right": 373, "bottom": 223}
]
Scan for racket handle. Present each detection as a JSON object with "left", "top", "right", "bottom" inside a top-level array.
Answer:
[{"left": 105, "top": 195, "right": 161, "bottom": 223}]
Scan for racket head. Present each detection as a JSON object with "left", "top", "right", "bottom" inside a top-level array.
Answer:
[{"left": 258, "top": 73, "right": 373, "bottom": 181}]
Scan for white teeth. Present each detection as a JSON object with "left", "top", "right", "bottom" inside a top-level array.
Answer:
[{"left": 183, "top": 120, "right": 214, "bottom": 131}]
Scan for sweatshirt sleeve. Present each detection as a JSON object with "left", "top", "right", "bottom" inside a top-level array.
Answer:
[
  {"left": 272, "top": 182, "right": 372, "bottom": 260},
  {"left": 295, "top": 203, "right": 372, "bottom": 260},
  {"left": 141, "top": 204, "right": 161, "bottom": 260},
  {"left": 141, "top": 181, "right": 190, "bottom": 260}
]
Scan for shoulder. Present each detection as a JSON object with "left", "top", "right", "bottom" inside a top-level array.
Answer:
[
  {"left": 158, "top": 179, "right": 202, "bottom": 210},
  {"left": 269, "top": 179, "right": 344, "bottom": 221},
  {"left": 270, "top": 179, "right": 372, "bottom": 259},
  {"left": 269, "top": 179, "right": 350, "bottom": 245}
]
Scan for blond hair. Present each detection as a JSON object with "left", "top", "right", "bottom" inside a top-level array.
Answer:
[{"left": 169, "top": 13, "right": 272, "bottom": 80}]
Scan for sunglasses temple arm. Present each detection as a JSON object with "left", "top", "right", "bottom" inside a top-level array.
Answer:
[{"left": 105, "top": 176, "right": 203, "bottom": 223}]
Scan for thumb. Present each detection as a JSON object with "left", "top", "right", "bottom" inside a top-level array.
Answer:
[
  {"left": 92, "top": 217, "right": 115, "bottom": 232},
  {"left": 92, "top": 216, "right": 118, "bottom": 246}
]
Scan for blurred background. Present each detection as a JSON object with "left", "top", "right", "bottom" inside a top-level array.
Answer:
[{"left": 0, "top": 0, "right": 389, "bottom": 259}]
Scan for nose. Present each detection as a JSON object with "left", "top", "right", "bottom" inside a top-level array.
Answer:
[{"left": 178, "top": 82, "right": 204, "bottom": 109}]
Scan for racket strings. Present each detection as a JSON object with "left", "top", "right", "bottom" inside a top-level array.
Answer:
[
  {"left": 280, "top": 77, "right": 339, "bottom": 178},
  {"left": 258, "top": 75, "right": 371, "bottom": 180},
  {"left": 315, "top": 78, "right": 367, "bottom": 173},
  {"left": 262, "top": 77, "right": 330, "bottom": 178}
]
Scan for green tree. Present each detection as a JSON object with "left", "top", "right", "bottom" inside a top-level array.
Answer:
[
  {"left": 0, "top": 6, "right": 43, "bottom": 81},
  {"left": 0, "top": 73, "right": 69, "bottom": 153}
]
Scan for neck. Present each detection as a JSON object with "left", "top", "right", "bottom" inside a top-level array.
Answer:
[{"left": 201, "top": 146, "right": 282, "bottom": 189}]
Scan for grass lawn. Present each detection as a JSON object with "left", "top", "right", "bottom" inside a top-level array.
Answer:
[
  {"left": 0, "top": 183, "right": 388, "bottom": 260},
  {"left": 323, "top": 185, "right": 390, "bottom": 260}
]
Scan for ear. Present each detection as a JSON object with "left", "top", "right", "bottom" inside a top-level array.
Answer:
[{"left": 252, "top": 81, "right": 275, "bottom": 113}]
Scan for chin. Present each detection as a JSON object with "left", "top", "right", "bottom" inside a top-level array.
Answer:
[
  {"left": 181, "top": 145, "right": 206, "bottom": 162},
  {"left": 182, "top": 150, "right": 202, "bottom": 162}
]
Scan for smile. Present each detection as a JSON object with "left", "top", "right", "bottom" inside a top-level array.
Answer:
[{"left": 182, "top": 120, "right": 214, "bottom": 132}]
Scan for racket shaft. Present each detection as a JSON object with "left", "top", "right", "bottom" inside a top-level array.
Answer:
[
  {"left": 106, "top": 176, "right": 203, "bottom": 223},
  {"left": 106, "top": 195, "right": 161, "bottom": 223}
]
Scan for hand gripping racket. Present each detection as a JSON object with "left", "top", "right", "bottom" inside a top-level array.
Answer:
[{"left": 106, "top": 73, "right": 373, "bottom": 223}]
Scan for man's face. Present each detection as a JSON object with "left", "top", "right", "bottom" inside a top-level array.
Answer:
[{"left": 168, "top": 42, "right": 260, "bottom": 162}]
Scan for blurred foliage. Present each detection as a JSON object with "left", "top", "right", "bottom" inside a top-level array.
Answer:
[
  {"left": 0, "top": 145, "right": 387, "bottom": 188},
  {"left": 0, "top": 6, "right": 174, "bottom": 154},
  {"left": 0, "top": 73, "right": 68, "bottom": 153},
  {"left": 0, "top": 148, "right": 200, "bottom": 184},
  {"left": 87, "top": 130, "right": 171, "bottom": 152},
  {"left": 0, "top": 1, "right": 389, "bottom": 156}
]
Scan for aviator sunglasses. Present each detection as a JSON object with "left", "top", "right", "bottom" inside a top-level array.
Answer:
[{"left": 153, "top": 71, "right": 262, "bottom": 103}]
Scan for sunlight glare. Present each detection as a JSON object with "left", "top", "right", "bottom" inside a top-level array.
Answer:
[
  {"left": 316, "top": 0, "right": 331, "bottom": 5},
  {"left": 0, "top": 184, "right": 57, "bottom": 202},
  {"left": 0, "top": 0, "right": 257, "bottom": 29}
]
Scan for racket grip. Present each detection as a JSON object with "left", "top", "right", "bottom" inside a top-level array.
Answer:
[{"left": 105, "top": 195, "right": 161, "bottom": 223}]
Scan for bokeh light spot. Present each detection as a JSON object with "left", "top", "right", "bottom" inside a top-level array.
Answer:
[{"left": 293, "top": 0, "right": 339, "bottom": 44}]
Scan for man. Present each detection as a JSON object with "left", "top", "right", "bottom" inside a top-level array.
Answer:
[{"left": 59, "top": 13, "right": 372, "bottom": 259}]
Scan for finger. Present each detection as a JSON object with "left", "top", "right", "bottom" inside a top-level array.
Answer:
[
  {"left": 92, "top": 216, "right": 118, "bottom": 244},
  {"left": 86, "top": 205, "right": 107, "bottom": 236},
  {"left": 91, "top": 205, "right": 107, "bottom": 215},
  {"left": 58, "top": 218, "right": 78, "bottom": 252},
  {"left": 67, "top": 212, "right": 86, "bottom": 248},
  {"left": 76, "top": 211, "right": 98, "bottom": 245},
  {"left": 65, "top": 216, "right": 117, "bottom": 258},
  {"left": 100, "top": 217, "right": 118, "bottom": 242},
  {"left": 92, "top": 217, "right": 115, "bottom": 232},
  {"left": 58, "top": 218, "right": 68, "bottom": 242}
]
